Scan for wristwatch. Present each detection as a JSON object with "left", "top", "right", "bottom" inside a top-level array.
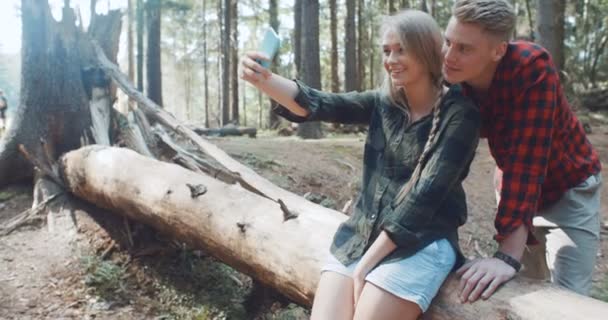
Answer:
[{"left": 493, "top": 251, "right": 522, "bottom": 272}]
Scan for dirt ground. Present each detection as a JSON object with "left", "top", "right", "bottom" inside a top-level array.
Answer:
[{"left": 1, "top": 126, "right": 607, "bottom": 319}]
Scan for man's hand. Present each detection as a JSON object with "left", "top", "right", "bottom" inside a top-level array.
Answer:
[{"left": 455, "top": 257, "right": 517, "bottom": 303}]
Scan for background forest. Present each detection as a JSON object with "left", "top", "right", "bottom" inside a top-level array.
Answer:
[
  {"left": 1, "top": 1, "right": 608, "bottom": 319},
  {"left": 1, "top": 0, "right": 608, "bottom": 137}
]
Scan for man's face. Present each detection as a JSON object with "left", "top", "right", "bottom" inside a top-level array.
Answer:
[{"left": 442, "top": 17, "right": 503, "bottom": 85}]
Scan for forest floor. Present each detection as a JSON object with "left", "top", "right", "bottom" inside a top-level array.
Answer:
[{"left": 1, "top": 120, "right": 608, "bottom": 319}]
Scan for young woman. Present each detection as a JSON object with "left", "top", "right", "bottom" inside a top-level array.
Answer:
[{"left": 241, "top": 10, "right": 479, "bottom": 320}]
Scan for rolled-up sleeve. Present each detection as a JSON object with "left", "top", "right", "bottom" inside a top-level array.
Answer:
[{"left": 272, "top": 79, "right": 377, "bottom": 125}]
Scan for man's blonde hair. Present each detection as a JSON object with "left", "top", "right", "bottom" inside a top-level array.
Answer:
[{"left": 452, "top": 0, "right": 516, "bottom": 41}]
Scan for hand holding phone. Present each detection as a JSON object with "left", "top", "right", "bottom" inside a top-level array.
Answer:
[{"left": 256, "top": 28, "right": 281, "bottom": 69}]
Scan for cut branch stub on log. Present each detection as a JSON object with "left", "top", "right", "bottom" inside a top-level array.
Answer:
[{"left": 59, "top": 146, "right": 608, "bottom": 319}]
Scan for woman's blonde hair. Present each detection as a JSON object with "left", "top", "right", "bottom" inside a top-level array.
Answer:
[
  {"left": 378, "top": 10, "right": 447, "bottom": 207},
  {"left": 380, "top": 9, "right": 444, "bottom": 118}
]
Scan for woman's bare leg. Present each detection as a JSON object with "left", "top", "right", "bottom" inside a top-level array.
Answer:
[
  {"left": 310, "top": 271, "right": 355, "bottom": 320},
  {"left": 353, "top": 282, "right": 422, "bottom": 320}
]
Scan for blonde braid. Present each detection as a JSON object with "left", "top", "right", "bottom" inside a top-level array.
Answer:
[{"left": 393, "top": 88, "right": 445, "bottom": 207}]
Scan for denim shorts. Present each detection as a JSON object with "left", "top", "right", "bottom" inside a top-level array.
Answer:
[{"left": 321, "top": 238, "right": 456, "bottom": 312}]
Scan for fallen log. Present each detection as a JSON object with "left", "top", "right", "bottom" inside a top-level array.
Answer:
[
  {"left": 191, "top": 125, "right": 257, "bottom": 138},
  {"left": 59, "top": 146, "right": 608, "bottom": 319},
  {"left": 580, "top": 88, "right": 608, "bottom": 111}
]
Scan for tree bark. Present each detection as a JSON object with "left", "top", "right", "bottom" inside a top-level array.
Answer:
[
  {"left": 0, "top": 0, "right": 121, "bottom": 188},
  {"left": 136, "top": 0, "right": 144, "bottom": 92},
  {"left": 420, "top": 0, "right": 429, "bottom": 12},
  {"left": 127, "top": 0, "right": 134, "bottom": 84},
  {"left": 146, "top": 0, "right": 163, "bottom": 107},
  {"left": 294, "top": 0, "right": 302, "bottom": 78},
  {"left": 357, "top": 0, "right": 366, "bottom": 90},
  {"left": 297, "top": 0, "right": 323, "bottom": 139},
  {"left": 202, "top": 0, "right": 210, "bottom": 128},
  {"left": 221, "top": 0, "right": 230, "bottom": 125},
  {"left": 523, "top": 0, "right": 535, "bottom": 41},
  {"left": 345, "top": 0, "right": 358, "bottom": 92},
  {"left": 329, "top": 0, "right": 340, "bottom": 92},
  {"left": 536, "top": 0, "right": 565, "bottom": 70},
  {"left": 230, "top": 0, "right": 239, "bottom": 124},
  {"left": 58, "top": 146, "right": 608, "bottom": 318},
  {"left": 388, "top": 0, "right": 397, "bottom": 13}
]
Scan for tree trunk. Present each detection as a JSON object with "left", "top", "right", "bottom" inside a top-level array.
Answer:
[
  {"left": 59, "top": 146, "right": 608, "bottom": 318},
  {"left": 0, "top": 0, "right": 121, "bottom": 188},
  {"left": 136, "top": 0, "right": 144, "bottom": 92},
  {"left": 230, "top": 0, "right": 239, "bottom": 125},
  {"left": 294, "top": 0, "right": 302, "bottom": 78},
  {"left": 242, "top": 84, "right": 247, "bottom": 126},
  {"left": 203, "top": 0, "right": 209, "bottom": 128},
  {"left": 369, "top": 12, "right": 376, "bottom": 89},
  {"left": 127, "top": 0, "right": 134, "bottom": 84},
  {"left": 357, "top": 0, "right": 366, "bottom": 90},
  {"left": 590, "top": 34, "right": 608, "bottom": 88},
  {"left": 217, "top": 0, "right": 223, "bottom": 127},
  {"left": 420, "top": 0, "right": 429, "bottom": 12},
  {"left": 146, "top": 0, "right": 163, "bottom": 107},
  {"left": 345, "top": 0, "right": 358, "bottom": 92},
  {"left": 329, "top": 0, "right": 339, "bottom": 92},
  {"left": 268, "top": 0, "right": 281, "bottom": 129},
  {"left": 388, "top": 0, "right": 397, "bottom": 13},
  {"left": 297, "top": 0, "right": 323, "bottom": 139},
  {"left": 524, "top": 0, "right": 535, "bottom": 41},
  {"left": 536, "top": 0, "right": 565, "bottom": 70},
  {"left": 221, "top": 0, "right": 231, "bottom": 125}
]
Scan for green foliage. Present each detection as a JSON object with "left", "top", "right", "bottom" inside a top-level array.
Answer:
[
  {"left": 564, "top": 0, "right": 608, "bottom": 90},
  {"left": 144, "top": 249, "right": 249, "bottom": 319},
  {"left": 80, "top": 255, "right": 128, "bottom": 299},
  {"left": 592, "top": 274, "right": 608, "bottom": 303},
  {"left": 0, "top": 190, "right": 16, "bottom": 202}
]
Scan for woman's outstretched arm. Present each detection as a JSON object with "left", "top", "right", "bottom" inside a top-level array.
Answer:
[{"left": 240, "top": 51, "right": 309, "bottom": 117}]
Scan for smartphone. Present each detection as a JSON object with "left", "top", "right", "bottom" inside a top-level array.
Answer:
[{"left": 256, "top": 27, "right": 281, "bottom": 69}]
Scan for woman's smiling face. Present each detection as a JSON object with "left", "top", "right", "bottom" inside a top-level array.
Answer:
[{"left": 382, "top": 29, "right": 428, "bottom": 89}]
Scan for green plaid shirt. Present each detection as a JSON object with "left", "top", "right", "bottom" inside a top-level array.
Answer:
[{"left": 274, "top": 81, "right": 480, "bottom": 267}]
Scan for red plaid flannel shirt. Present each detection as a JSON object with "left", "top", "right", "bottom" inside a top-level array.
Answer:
[{"left": 463, "top": 41, "right": 601, "bottom": 243}]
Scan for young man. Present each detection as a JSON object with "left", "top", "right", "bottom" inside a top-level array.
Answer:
[{"left": 442, "top": 0, "right": 602, "bottom": 302}]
